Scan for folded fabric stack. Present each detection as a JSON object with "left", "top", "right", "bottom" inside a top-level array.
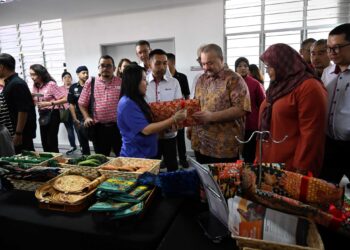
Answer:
[
  {"left": 149, "top": 99, "right": 201, "bottom": 128},
  {"left": 89, "top": 176, "right": 152, "bottom": 219},
  {"left": 240, "top": 163, "right": 349, "bottom": 236}
]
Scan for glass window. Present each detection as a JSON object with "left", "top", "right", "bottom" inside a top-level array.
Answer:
[
  {"left": 0, "top": 19, "right": 65, "bottom": 88},
  {"left": 225, "top": 0, "right": 347, "bottom": 89}
]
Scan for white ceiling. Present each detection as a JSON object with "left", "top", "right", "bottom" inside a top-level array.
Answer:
[{"left": 0, "top": 0, "right": 218, "bottom": 26}]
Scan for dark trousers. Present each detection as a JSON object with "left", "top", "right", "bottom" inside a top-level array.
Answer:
[
  {"left": 74, "top": 120, "right": 90, "bottom": 155},
  {"left": 39, "top": 109, "right": 60, "bottom": 153},
  {"left": 15, "top": 136, "right": 35, "bottom": 154},
  {"left": 242, "top": 130, "right": 257, "bottom": 163},
  {"left": 63, "top": 114, "right": 76, "bottom": 148},
  {"left": 194, "top": 151, "right": 238, "bottom": 164},
  {"left": 157, "top": 137, "right": 178, "bottom": 172},
  {"left": 176, "top": 128, "right": 187, "bottom": 163},
  {"left": 92, "top": 122, "right": 121, "bottom": 157},
  {"left": 320, "top": 136, "right": 350, "bottom": 184}
]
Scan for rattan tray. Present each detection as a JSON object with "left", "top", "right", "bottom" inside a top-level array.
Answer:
[
  {"left": 233, "top": 221, "right": 324, "bottom": 250},
  {"left": 98, "top": 157, "right": 161, "bottom": 179},
  {"left": 35, "top": 168, "right": 106, "bottom": 212}
]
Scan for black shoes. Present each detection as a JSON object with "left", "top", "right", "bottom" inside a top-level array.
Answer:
[{"left": 66, "top": 147, "right": 77, "bottom": 155}]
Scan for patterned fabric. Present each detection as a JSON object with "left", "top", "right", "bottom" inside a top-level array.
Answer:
[
  {"left": 78, "top": 76, "right": 121, "bottom": 123},
  {"left": 208, "top": 161, "right": 243, "bottom": 199},
  {"left": 191, "top": 68, "right": 251, "bottom": 158},
  {"left": 241, "top": 164, "right": 344, "bottom": 209},
  {"left": 149, "top": 99, "right": 201, "bottom": 128},
  {"left": 32, "top": 81, "right": 66, "bottom": 111},
  {"left": 259, "top": 43, "right": 319, "bottom": 132}
]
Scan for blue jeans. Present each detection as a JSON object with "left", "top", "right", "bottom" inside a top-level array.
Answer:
[{"left": 63, "top": 113, "right": 76, "bottom": 148}]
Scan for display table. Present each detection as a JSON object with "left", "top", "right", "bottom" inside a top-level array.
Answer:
[
  {"left": 157, "top": 198, "right": 236, "bottom": 250},
  {"left": 0, "top": 190, "right": 184, "bottom": 250}
]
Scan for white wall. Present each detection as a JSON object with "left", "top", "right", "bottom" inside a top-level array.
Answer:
[{"left": 34, "top": 1, "right": 224, "bottom": 147}]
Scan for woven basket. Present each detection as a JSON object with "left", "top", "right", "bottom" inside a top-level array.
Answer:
[
  {"left": 99, "top": 157, "right": 161, "bottom": 179},
  {"left": 7, "top": 166, "right": 65, "bottom": 192},
  {"left": 35, "top": 168, "right": 105, "bottom": 212},
  {"left": 233, "top": 221, "right": 324, "bottom": 250}
]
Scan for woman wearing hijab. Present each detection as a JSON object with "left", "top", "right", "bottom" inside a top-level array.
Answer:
[{"left": 258, "top": 43, "right": 327, "bottom": 176}]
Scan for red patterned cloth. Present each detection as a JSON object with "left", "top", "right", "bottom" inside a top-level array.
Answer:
[
  {"left": 242, "top": 164, "right": 344, "bottom": 209},
  {"left": 208, "top": 161, "right": 243, "bottom": 199},
  {"left": 149, "top": 99, "right": 201, "bottom": 128}
]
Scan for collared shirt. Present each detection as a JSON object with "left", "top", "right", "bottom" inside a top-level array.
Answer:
[
  {"left": 145, "top": 73, "right": 182, "bottom": 138},
  {"left": 322, "top": 64, "right": 350, "bottom": 140},
  {"left": 191, "top": 68, "right": 251, "bottom": 158},
  {"left": 78, "top": 76, "right": 121, "bottom": 124},
  {"left": 32, "top": 81, "right": 65, "bottom": 111},
  {"left": 145, "top": 74, "right": 182, "bottom": 103},
  {"left": 67, "top": 82, "right": 84, "bottom": 120},
  {"left": 3, "top": 73, "right": 36, "bottom": 138}
]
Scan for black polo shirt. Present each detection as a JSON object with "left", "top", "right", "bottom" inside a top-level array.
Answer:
[
  {"left": 3, "top": 73, "right": 36, "bottom": 138},
  {"left": 173, "top": 70, "right": 190, "bottom": 98},
  {"left": 67, "top": 82, "right": 84, "bottom": 120}
]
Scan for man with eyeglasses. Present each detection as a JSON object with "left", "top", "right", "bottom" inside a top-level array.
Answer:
[
  {"left": 321, "top": 23, "right": 350, "bottom": 183},
  {"left": 78, "top": 55, "right": 122, "bottom": 156}
]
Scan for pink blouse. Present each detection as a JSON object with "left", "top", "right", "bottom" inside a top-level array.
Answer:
[{"left": 32, "top": 81, "right": 65, "bottom": 111}]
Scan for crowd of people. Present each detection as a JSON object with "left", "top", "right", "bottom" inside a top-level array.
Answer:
[{"left": 0, "top": 23, "right": 349, "bottom": 183}]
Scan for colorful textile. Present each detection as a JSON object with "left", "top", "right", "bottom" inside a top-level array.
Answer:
[
  {"left": 149, "top": 99, "right": 201, "bottom": 128},
  {"left": 208, "top": 161, "right": 243, "bottom": 199},
  {"left": 242, "top": 164, "right": 344, "bottom": 209},
  {"left": 191, "top": 68, "right": 251, "bottom": 158}
]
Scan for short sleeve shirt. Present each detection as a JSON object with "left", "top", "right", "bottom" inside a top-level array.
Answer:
[
  {"left": 117, "top": 96, "right": 157, "bottom": 158},
  {"left": 191, "top": 68, "right": 251, "bottom": 158}
]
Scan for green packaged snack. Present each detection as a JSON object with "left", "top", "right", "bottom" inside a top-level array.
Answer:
[
  {"left": 111, "top": 202, "right": 144, "bottom": 219},
  {"left": 98, "top": 177, "right": 138, "bottom": 193},
  {"left": 89, "top": 201, "right": 131, "bottom": 212}
]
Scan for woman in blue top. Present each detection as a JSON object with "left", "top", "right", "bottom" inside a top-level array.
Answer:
[{"left": 117, "top": 64, "right": 186, "bottom": 158}]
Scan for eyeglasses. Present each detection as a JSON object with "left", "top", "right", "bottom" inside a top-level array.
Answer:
[
  {"left": 98, "top": 64, "right": 113, "bottom": 69},
  {"left": 327, "top": 43, "right": 350, "bottom": 54}
]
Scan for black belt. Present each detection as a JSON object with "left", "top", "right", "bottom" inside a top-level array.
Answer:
[{"left": 99, "top": 122, "right": 116, "bottom": 127}]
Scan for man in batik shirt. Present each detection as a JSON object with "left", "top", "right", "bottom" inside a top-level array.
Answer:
[{"left": 188, "top": 44, "right": 251, "bottom": 164}]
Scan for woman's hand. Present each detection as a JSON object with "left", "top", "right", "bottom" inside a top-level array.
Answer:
[
  {"left": 37, "top": 101, "right": 52, "bottom": 108},
  {"left": 173, "top": 109, "right": 187, "bottom": 123}
]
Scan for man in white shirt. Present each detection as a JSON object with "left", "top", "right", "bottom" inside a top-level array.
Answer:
[
  {"left": 321, "top": 23, "right": 350, "bottom": 183},
  {"left": 146, "top": 49, "right": 182, "bottom": 171}
]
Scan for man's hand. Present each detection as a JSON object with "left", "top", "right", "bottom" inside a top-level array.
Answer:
[
  {"left": 192, "top": 110, "right": 213, "bottom": 124},
  {"left": 13, "top": 134, "right": 23, "bottom": 147},
  {"left": 84, "top": 117, "right": 94, "bottom": 127}
]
